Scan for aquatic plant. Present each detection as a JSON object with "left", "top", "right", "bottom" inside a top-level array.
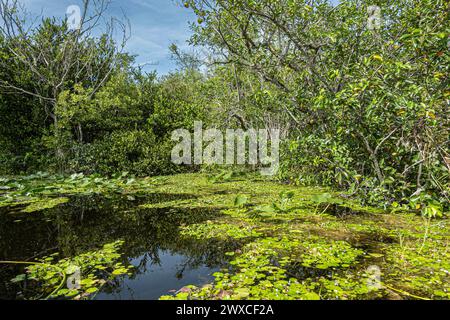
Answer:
[
  {"left": 3, "top": 240, "right": 133, "bottom": 300},
  {"left": 1, "top": 173, "right": 448, "bottom": 300}
]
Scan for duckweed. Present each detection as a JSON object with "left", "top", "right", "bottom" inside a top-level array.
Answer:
[{"left": 1, "top": 173, "right": 448, "bottom": 300}]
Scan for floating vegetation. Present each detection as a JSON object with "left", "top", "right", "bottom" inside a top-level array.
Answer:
[
  {"left": 180, "top": 222, "right": 261, "bottom": 240},
  {"left": 20, "top": 197, "right": 70, "bottom": 213},
  {"left": 0, "top": 172, "right": 155, "bottom": 208},
  {"left": 2, "top": 241, "right": 132, "bottom": 300},
  {"left": 0, "top": 173, "right": 448, "bottom": 300},
  {"left": 385, "top": 242, "right": 450, "bottom": 299}
]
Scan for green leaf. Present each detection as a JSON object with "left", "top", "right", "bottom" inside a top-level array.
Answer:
[
  {"left": 66, "top": 265, "right": 80, "bottom": 275},
  {"left": 233, "top": 288, "right": 250, "bottom": 299},
  {"left": 11, "top": 274, "right": 26, "bottom": 283},
  {"left": 85, "top": 287, "right": 99, "bottom": 294},
  {"left": 234, "top": 195, "right": 248, "bottom": 207}
]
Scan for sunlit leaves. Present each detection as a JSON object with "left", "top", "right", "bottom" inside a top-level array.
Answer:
[{"left": 11, "top": 240, "right": 133, "bottom": 300}]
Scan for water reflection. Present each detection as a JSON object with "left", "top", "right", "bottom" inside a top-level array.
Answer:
[
  {"left": 96, "top": 251, "right": 217, "bottom": 300},
  {"left": 0, "top": 193, "right": 237, "bottom": 300}
]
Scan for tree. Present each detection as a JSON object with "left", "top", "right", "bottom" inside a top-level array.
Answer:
[
  {"left": 0, "top": 0, "right": 129, "bottom": 169},
  {"left": 183, "top": 0, "right": 449, "bottom": 206}
]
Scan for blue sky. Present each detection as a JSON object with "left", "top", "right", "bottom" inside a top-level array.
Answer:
[
  {"left": 19, "top": 0, "right": 197, "bottom": 75},
  {"left": 18, "top": 1, "right": 341, "bottom": 75}
]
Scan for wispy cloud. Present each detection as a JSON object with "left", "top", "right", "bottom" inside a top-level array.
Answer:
[{"left": 17, "top": 0, "right": 196, "bottom": 74}]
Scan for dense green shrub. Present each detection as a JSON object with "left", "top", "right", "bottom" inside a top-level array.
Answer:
[
  {"left": 184, "top": 0, "right": 449, "bottom": 210},
  {"left": 0, "top": 0, "right": 448, "bottom": 211},
  {"left": 64, "top": 130, "right": 185, "bottom": 176}
]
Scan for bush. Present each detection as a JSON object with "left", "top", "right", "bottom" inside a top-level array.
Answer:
[{"left": 66, "top": 130, "right": 187, "bottom": 177}]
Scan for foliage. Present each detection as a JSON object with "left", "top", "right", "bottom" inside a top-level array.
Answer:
[
  {"left": 180, "top": 221, "right": 260, "bottom": 240},
  {"left": 181, "top": 0, "right": 449, "bottom": 209},
  {"left": 0, "top": 0, "right": 448, "bottom": 211},
  {"left": 21, "top": 197, "right": 69, "bottom": 213},
  {"left": 0, "top": 172, "right": 155, "bottom": 208},
  {"left": 233, "top": 194, "right": 248, "bottom": 208},
  {"left": 161, "top": 236, "right": 363, "bottom": 300},
  {"left": 209, "top": 170, "right": 236, "bottom": 184},
  {"left": 0, "top": 0, "right": 449, "bottom": 302},
  {"left": 10, "top": 240, "right": 133, "bottom": 300},
  {"left": 251, "top": 191, "right": 295, "bottom": 214},
  {"left": 385, "top": 241, "right": 450, "bottom": 299},
  {"left": 1, "top": 173, "right": 449, "bottom": 300}
]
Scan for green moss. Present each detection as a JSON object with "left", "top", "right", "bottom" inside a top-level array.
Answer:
[
  {"left": 2, "top": 172, "right": 449, "bottom": 300},
  {"left": 180, "top": 222, "right": 262, "bottom": 240},
  {"left": 21, "top": 197, "right": 69, "bottom": 213},
  {"left": 384, "top": 241, "right": 450, "bottom": 299}
]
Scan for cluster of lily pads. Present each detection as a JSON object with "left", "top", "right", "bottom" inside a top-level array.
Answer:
[
  {"left": 7, "top": 241, "right": 133, "bottom": 300},
  {"left": 157, "top": 175, "right": 449, "bottom": 300},
  {"left": 0, "top": 172, "right": 155, "bottom": 212},
  {"left": 161, "top": 232, "right": 370, "bottom": 300},
  {"left": 1, "top": 173, "right": 448, "bottom": 300}
]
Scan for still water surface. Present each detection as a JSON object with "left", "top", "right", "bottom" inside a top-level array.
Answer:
[{"left": 0, "top": 194, "right": 234, "bottom": 299}]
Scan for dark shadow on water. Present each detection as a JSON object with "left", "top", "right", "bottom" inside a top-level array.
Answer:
[
  {"left": 322, "top": 204, "right": 374, "bottom": 219},
  {"left": 0, "top": 193, "right": 235, "bottom": 300},
  {"left": 284, "top": 262, "right": 332, "bottom": 281},
  {"left": 348, "top": 231, "right": 397, "bottom": 255}
]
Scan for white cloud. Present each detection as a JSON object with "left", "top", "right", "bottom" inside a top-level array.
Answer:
[{"left": 16, "top": 0, "right": 196, "bottom": 74}]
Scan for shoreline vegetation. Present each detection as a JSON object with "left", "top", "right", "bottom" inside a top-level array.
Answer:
[
  {"left": 0, "top": 173, "right": 448, "bottom": 300},
  {"left": 0, "top": 0, "right": 448, "bottom": 301}
]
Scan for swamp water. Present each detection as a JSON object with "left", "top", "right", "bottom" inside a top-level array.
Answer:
[
  {"left": 0, "top": 194, "right": 237, "bottom": 300},
  {"left": 0, "top": 175, "right": 448, "bottom": 300}
]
